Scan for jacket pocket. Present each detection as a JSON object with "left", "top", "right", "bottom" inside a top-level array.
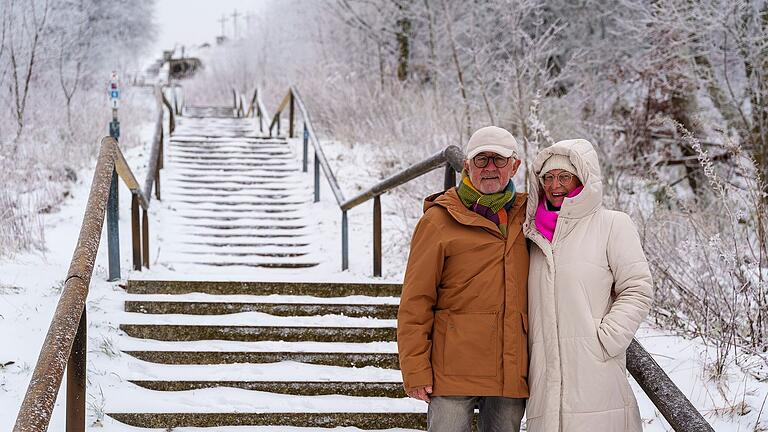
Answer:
[
  {"left": 521, "top": 312, "right": 529, "bottom": 379},
  {"left": 444, "top": 311, "right": 498, "bottom": 377},
  {"left": 594, "top": 318, "right": 610, "bottom": 362}
]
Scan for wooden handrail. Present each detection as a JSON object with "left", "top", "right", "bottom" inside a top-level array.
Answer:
[
  {"left": 14, "top": 138, "right": 145, "bottom": 431},
  {"left": 341, "top": 146, "right": 463, "bottom": 211},
  {"left": 13, "top": 84, "right": 171, "bottom": 432},
  {"left": 290, "top": 87, "right": 345, "bottom": 205}
]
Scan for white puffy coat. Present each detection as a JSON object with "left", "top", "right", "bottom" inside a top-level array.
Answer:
[{"left": 523, "top": 139, "right": 653, "bottom": 431}]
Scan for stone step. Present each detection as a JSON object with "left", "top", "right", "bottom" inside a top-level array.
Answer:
[
  {"left": 170, "top": 148, "right": 290, "bottom": 155},
  {"left": 125, "top": 301, "right": 399, "bottom": 318},
  {"left": 174, "top": 232, "right": 307, "bottom": 239},
  {"left": 169, "top": 192, "right": 305, "bottom": 200},
  {"left": 168, "top": 154, "right": 294, "bottom": 161},
  {"left": 169, "top": 167, "right": 296, "bottom": 173},
  {"left": 125, "top": 280, "right": 403, "bottom": 297},
  {"left": 169, "top": 158, "right": 295, "bottom": 168},
  {"left": 175, "top": 214, "right": 305, "bottom": 221},
  {"left": 119, "top": 324, "right": 396, "bottom": 343},
  {"left": 175, "top": 250, "right": 310, "bottom": 258},
  {"left": 175, "top": 261, "right": 320, "bottom": 269},
  {"left": 170, "top": 137, "right": 286, "bottom": 144},
  {"left": 107, "top": 412, "right": 425, "bottom": 429},
  {"left": 171, "top": 206, "right": 301, "bottom": 214},
  {"left": 174, "top": 198, "right": 306, "bottom": 206},
  {"left": 123, "top": 350, "right": 400, "bottom": 368},
  {"left": 180, "top": 241, "right": 310, "bottom": 247},
  {"left": 128, "top": 380, "right": 404, "bottom": 397},
  {"left": 168, "top": 177, "right": 296, "bottom": 184},
  {"left": 170, "top": 187, "right": 309, "bottom": 198}
]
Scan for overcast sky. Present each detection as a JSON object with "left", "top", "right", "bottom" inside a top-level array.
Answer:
[{"left": 150, "top": 0, "right": 269, "bottom": 57}]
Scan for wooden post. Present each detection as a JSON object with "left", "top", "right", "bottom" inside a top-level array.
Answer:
[
  {"left": 131, "top": 194, "right": 141, "bottom": 271},
  {"left": 444, "top": 164, "right": 456, "bottom": 190},
  {"left": 373, "top": 196, "right": 382, "bottom": 277},
  {"left": 289, "top": 91, "right": 295, "bottom": 138},
  {"left": 142, "top": 210, "right": 150, "bottom": 268},
  {"left": 303, "top": 124, "right": 309, "bottom": 173},
  {"left": 342, "top": 211, "right": 349, "bottom": 271},
  {"left": 65, "top": 309, "right": 86, "bottom": 432},
  {"left": 106, "top": 170, "right": 120, "bottom": 281}
]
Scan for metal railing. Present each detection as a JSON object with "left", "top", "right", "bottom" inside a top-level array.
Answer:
[
  {"left": 232, "top": 87, "right": 268, "bottom": 133},
  {"left": 12, "top": 85, "right": 173, "bottom": 432},
  {"left": 266, "top": 86, "right": 714, "bottom": 432}
]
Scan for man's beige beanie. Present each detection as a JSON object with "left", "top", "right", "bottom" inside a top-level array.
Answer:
[
  {"left": 465, "top": 126, "right": 520, "bottom": 159},
  {"left": 540, "top": 154, "right": 577, "bottom": 177}
]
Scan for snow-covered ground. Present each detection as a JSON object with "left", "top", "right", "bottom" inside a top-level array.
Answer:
[{"left": 1, "top": 120, "right": 767, "bottom": 432}]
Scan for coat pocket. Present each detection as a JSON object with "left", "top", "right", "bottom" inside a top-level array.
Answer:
[{"left": 444, "top": 311, "right": 498, "bottom": 377}]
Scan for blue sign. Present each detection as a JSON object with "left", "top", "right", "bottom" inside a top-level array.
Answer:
[{"left": 110, "top": 90, "right": 119, "bottom": 99}]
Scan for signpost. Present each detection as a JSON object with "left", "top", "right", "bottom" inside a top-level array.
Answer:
[{"left": 106, "top": 72, "right": 120, "bottom": 281}]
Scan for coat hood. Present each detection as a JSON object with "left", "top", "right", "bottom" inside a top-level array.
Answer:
[{"left": 524, "top": 139, "right": 603, "bottom": 234}]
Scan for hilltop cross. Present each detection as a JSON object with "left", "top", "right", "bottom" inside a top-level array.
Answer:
[
  {"left": 231, "top": 9, "right": 240, "bottom": 39},
  {"left": 218, "top": 14, "right": 228, "bottom": 37}
]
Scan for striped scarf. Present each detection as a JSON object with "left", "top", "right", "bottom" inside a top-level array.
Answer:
[{"left": 456, "top": 170, "right": 516, "bottom": 237}]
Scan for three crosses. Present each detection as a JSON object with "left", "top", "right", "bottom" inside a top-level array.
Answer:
[{"left": 218, "top": 10, "right": 254, "bottom": 40}]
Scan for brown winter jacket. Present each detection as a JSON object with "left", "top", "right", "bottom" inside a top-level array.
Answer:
[{"left": 397, "top": 187, "right": 529, "bottom": 397}]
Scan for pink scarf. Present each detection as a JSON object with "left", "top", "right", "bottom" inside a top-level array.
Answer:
[{"left": 534, "top": 186, "right": 584, "bottom": 242}]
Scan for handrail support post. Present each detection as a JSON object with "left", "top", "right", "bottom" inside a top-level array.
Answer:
[
  {"left": 65, "top": 308, "right": 86, "bottom": 432},
  {"left": 314, "top": 151, "right": 320, "bottom": 202},
  {"left": 142, "top": 210, "right": 150, "bottom": 269},
  {"left": 373, "top": 195, "right": 382, "bottom": 277},
  {"left": 444, "top": 164, "right": 456, "bottom": 190},
  {"left": 342, "top": 210, "right": 349, "bottom": 271},
  {"left": 289, "top": 91, "right": 295, "bottom": 138},
  {"left": 106, "top": 170, "right": 120, "bottom": 281},
  {"left": 303, "top": 123, "right": 309, "bottom": 173},
  {"left": 131, "top": 194, "right": 141, "bottom": 271}
]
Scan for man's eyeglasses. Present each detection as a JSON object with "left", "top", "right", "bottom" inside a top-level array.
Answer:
[
  {"left": 541, "top": 172, "right": 575, "bottom": 186},
  {"left": 473, "top": 154, "right": 510, "bottom": 168}
]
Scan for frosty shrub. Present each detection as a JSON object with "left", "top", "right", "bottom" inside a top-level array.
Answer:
[{"left": 641, "top": 125, "right": 768, "bottom": 378}]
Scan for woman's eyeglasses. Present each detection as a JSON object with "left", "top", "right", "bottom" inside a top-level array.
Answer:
[{"left": 541, "top": 172, "right": 575, "bottom": 186}]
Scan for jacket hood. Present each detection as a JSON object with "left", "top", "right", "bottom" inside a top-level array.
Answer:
[{"left": 524, "top": 139, "right": 603, "bottom": 234}]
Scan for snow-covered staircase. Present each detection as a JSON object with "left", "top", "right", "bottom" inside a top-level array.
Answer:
[
  {"left": 108, "top": 280, "right": 424, "bottom": 429},
  {"left": 157, "top": 113, "right": 320, "bottom": 270},
  {"left": 106, "top": 106, "right": 426, "bottom": 430}
]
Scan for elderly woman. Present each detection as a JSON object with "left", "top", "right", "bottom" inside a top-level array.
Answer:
[{"left": 523, "top": 139, "right": 653, "bottom": 431}]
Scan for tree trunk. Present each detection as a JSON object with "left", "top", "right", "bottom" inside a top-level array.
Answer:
[{"left": 395, "top": 1, "right": 410, "bottom": 82}]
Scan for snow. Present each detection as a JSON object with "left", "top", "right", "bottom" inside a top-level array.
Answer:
[{"left": 1, "top": 114, "right": 766, "bottom": 432}]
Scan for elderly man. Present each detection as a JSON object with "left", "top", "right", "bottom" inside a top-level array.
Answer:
[{"left": 397, "top": 126, "right": 529, "bottom": 432}]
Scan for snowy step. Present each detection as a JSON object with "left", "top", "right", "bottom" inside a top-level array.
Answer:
[
  {"left": 183, "top": 106, "right": 236, "bottom": 117},
  {"left": 123, "top": 351, "right": 398, "bottom": 368},
  {"left": 125, "top": 280, "right": 403, "bottom": 297},
  {"left": 170, "top": 137, "right": 286, "bottom": 144},
  {"left": 107, "top": 412, "right": 425, "bottom": 429},
  {"left": 173, "top": 214, "right": 306, "bottom": 222},
  {"left": 167, "top": 190, "right": 309, "bottom": 198},
  {"left": 119, "top": 324, "right": 396, "bottom": 342},
  {"left": 167, "top": 261, "right": 320, "bottom": 269},
  {"left": 169, "top": 165, "right": 299, "bottom": 173},
  {"left": 169, "top": 154, "right": 294, "bottom": 161},
  {"left": 169, "top": 159, "right": 296, "bottom": 168},
  {"left": 170, "top": 143, "right": 288, "bottom": 151},
  {"left": 125, "top": 301, "right": 399, "bottom": 318},
  {"left": 167, "top": 191, "right": 308, "bottom": 200},
  {"left": 169, "top": 206, "right": 303, "bottom": 214},
  {"left": 129, "top": 380, "right": 404, "bottom": 397},
  {"left": 172, "top": 198, "right": 307, "bottom": 207}
]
